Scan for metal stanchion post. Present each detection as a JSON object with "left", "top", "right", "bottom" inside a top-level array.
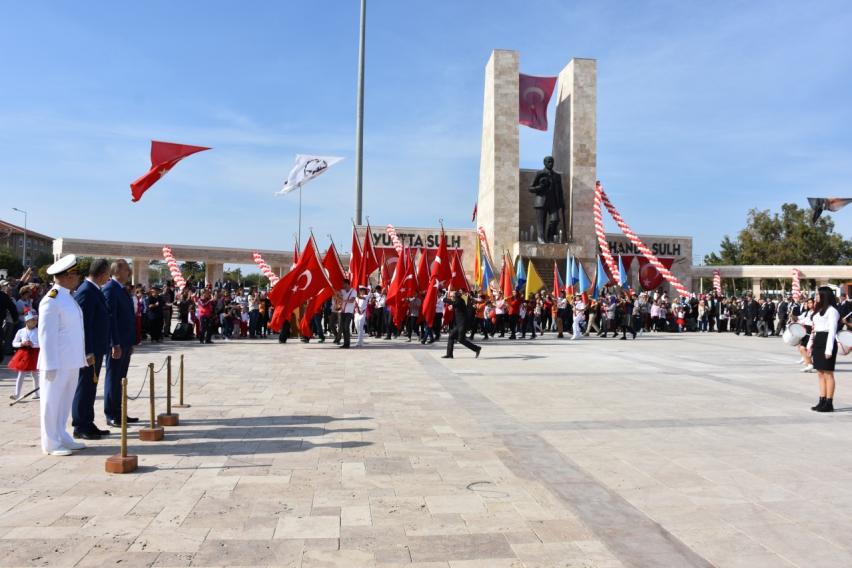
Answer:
[
  {"left": 174, "top": 354, "right": 190, "bottom": 408},
  {"left": 158, "top": 355, "right": 179, "bottom": 426},
  {"left": 139, "top": 363, "right": 164, "bottom": 441},
  {"left": 105, "top": 377, "right": 138, "bottom": 473}
]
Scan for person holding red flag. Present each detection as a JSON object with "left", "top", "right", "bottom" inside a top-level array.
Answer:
[{"left": 268, "top": 236, "right": 333, "bottom": 338}]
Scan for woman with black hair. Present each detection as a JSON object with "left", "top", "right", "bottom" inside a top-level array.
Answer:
[{"left": 808, "top": 286, "right": 840, "bottom": 412}]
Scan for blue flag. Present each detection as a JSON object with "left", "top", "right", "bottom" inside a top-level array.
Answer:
[
  {"left": 577, "top": 260, "right": 590, "bottom": 294},
  {"left": 593, "top": 254, "right": 609, "bottom": 299},
  {"left": 515, "top": 256, "right": 526, "bottom": 291},
  {"left": 481, "top": 245, "right": 495, "bottom": 292},
  {"left": 617, "top": 254, "right": 628, "bottom": 288}
]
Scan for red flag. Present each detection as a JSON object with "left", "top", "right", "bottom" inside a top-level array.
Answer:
[
  {"left": 552, "top": 261, "right": 564, "bottom": 298},
  {"left": 130, "top": 140, "right": 211, "bottom": 202},
  {"left": 501, "top": 256, "right": 514, "bottom": 298},
  {"left": 299, "top": 287, "right": 333, "bottom": 337},
  {"left": 449, "top": 249, "right": 469, "bottom": 292},
  {"left": 322, "top": 244, "right": 346, "bottom": 291},
  {"left": 519, "top": 74, "right": 558, "bottom": 131},
  {"left": 360, "top": 224, "right": 380, "bottom": 287},
  {"left": 268, "top": 237, "right": 332, "bottom": 331},
  {"left": 421, "top": 233, "right": 450, "bottom": 326},
  {"left": 415, "top": 249, "right": 430, "bottom": 293},
  {"left": 348, "top": 227, "right": 362, "bottom": 287},
  {"left": 379, "top": 251, "right": 390, "bottom": 287}
]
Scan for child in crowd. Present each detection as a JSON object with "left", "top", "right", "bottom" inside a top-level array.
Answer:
[{"left": 8, "top": 311, "right": 39, "bottom": 401}]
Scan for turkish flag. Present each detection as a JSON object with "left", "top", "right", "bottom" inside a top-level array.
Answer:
[
  {"left": 415, "top": 248, "right": 430, "bottom": 293},
  {"left": 360, "top": 224, "right": 380, "bottom": 286},
  {"left": 130, "top": 140, "right": 210, "bottom": 202},
  {"left": 637, "top": 257, "right": 675, "bottom": 291},
  {"left": 299, "top": 287, "right": 333, "bottom": 338},
  {"left": 348, "top": 228, "right": 362, "bottom": 287},
  {"left": 421, "top": 233, "right": 450, "bottom": 326},
  {"left": 519, "top": 74, "right": 557, "bottom": 131},
  {"left": 322, "top": 244, "right": 346, "bottom": 291},
  {"left": 268, "top": 237, "right": 332, "bottom": 331},
  {"left": 449, "top": 249, "right": 469, "bottom": 292}
]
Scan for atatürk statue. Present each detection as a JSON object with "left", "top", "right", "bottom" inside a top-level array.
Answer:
[{"left": 529, "top": 156, "right": 565, "bottom": 243}]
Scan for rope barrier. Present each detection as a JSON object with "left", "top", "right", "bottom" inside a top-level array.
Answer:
[
  {"left": 127, "top": 372, "right": 149, "bottom": 401},
  {"left": 595, "top": 181, "right": 690, "bottom": 298}
]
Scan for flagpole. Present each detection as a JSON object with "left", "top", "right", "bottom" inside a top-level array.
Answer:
[
  {"left": 298, "top": 184, "right": 302, "bottom": 250},
  {"left": 354, "top": 0, "right": 366, "bottom": 225}
]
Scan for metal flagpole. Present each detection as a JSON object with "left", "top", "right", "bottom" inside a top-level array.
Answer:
[
  {"left": 354, "top": 0, "right": 366, "bottom": 225},
  {"left": 298, "top": 184, "right": 302, "bottom": 250}
]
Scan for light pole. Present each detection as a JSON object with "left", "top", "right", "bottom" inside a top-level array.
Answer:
[
  {"left": 354, "top": 0, "right": 366, "bottom": 225},
  {"left": 12, "top": 208, "right": 27, "bottom": 267}
]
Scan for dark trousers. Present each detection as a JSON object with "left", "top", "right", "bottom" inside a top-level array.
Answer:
[
  {"left": 329, "top": 312, "right": 340, "bottom": 343},
  {"left": 312, "top": 314, "right": 325, "bottom": 340},
  {"left": 72, "top": 353, "right": 105, "bottom": 432},
  {"left": 104, "top": 347, "right": 131, "bottom": 422},
  {"left": 432, "top": 313, "right": 443, "bottom": 341},
  {"left": 341, "top": 313, "right": 353, "bottom": 347},
  {"left": 249, "top": 310, "right": 260, "bottom": 337},
  {"left": 163, "top": 308, "right": 173, "bottom": 336},
  {"left": 406, "top": 316, "right": 418, "bottom": 339},
  {"left": 148, "top": 317, "right": 163, "bottom": 341},
  {"left": 446, "top": 322, "right": 479, "bottom": 357},
  {"left": 509, "top": 314, "right": 519, "bottom": 338},
  {"left": 201, "top": 316, "right": 216, "bottom": 343}
]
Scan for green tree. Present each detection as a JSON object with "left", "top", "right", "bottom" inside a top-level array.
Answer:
[
  {"left": 181, "top": 261, "right": 205, "bottom": 283},
  {"left": 243, "top": 273, "right": 270, "bottom": 289},
  {"left": 0, "top": 246, "right": 24, "bottom": 276},
  {"left": 223, "top": 267, "right": 242, "bottom": 284},
  {"left": 704, "top": 203, "right": 852, "bottom": 265}
]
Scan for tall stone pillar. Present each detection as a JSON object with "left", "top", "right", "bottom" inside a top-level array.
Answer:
[
  {"left": 751, "top": 278, "right": 762, "bottom": 297},
  {"left": 131, "top": 258, "right": 149, "bottom": 288},
  {"left": 476, "top": 49, "right": 520, "bottom": 257},
  {"left": 552, "top": 58, "right": 597, "bottom": 262},
  {"left": 206, "top": 263, "right": 224, "bottom": 286}
]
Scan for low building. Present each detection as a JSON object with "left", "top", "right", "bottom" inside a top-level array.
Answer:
[{"left": 0, "top": 219, "right": 53, "bottom": 266}]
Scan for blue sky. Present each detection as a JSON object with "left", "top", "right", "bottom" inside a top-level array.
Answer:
[{"left": 1, "top": 0, "right": 850, "bottom": 268}]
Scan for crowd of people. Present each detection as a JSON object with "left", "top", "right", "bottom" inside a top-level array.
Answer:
[{"left": 2, "top": 258, "right": 849, "bottom": 449}]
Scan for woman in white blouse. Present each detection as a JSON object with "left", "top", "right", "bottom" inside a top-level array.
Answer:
[{"left": 808, "top": 287, "right": 840, "bottom": 412}]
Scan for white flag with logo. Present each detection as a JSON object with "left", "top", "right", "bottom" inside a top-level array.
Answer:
[{"left": 275, "top": 154, "right": 343, "bottom": 196}]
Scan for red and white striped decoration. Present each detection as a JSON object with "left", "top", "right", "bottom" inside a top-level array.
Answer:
[
  {"left": 712, "top": 269, "right": 722, "bottom": 296},
  {"left": 161, "top": 246, "right": 186, "bottom": 290},
  {"left": 477, "top": 226, "right": 495, "bottom": 265},
  {"left": 252, "top": 252, "right": 280, "bottom": 286},
  {"left": 592, "top": 182, "right": 620, "bottom": 281},
  {"left": 595, "top": 181, "right": 690, "bottom": 298},
  {"left": 385, "top": 225, "right": 403, "bottom": 255},
  {"left": 791, "top": 268, "right": 801, "bottom": 301}
]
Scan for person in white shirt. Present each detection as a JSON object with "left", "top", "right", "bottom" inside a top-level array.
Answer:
[
  {"left": 572, "top": 296, "right": 586, "bottom": 340},
  {"left": 808, "top": 287, "right": 840, "bottom": 412},
  {"left": 353, "top": 286, "right": 369, "bottom": 347},
  {"left": 795, "top": 298, "right": 815, "bottom": 372},
  {"left": 336, "top": 279, "right": 357, "bottom": 349},
  {"left": 37, "top": 255, "right": 88, "bottom": 456}
]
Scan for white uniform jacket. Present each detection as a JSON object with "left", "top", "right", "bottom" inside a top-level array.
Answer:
[{"left": 37, "top": 286, "right": 87, "bottom": 372}]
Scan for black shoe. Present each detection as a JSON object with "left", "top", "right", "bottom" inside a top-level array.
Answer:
[
  {"left": 428, "top": 339, "right": 436, "bottom": 344},
  {"left": 126, "top": 416, "right": 139, "bottom": 423},
  {"left": 73, "top": 430, "right": 101, "bottom": 440},
  {"left": 620, "top": 336, "right": 626, "bottom": 340},
  {"left": 95, "top": 426, "right": 111, "bottom": 436},
  {"left": 817, "top": 398, "right": 834, "bottom": 413},
  {"left": 339, "top": 345, "right": 350, "bottom": 349},
  {"left": 811, "top": 397, "right": 826, "bottom": 411},
  {"left": 475, "top": 348, "right": 481, "bottom": 359},
  {"left": 441, "top": 355, "right": 453, "bottom": 359},
  {"left": 106, "top": 419, "right": 121, "bottom": 428}
]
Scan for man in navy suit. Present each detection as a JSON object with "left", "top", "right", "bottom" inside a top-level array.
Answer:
[
  {"left": 102, "top": 259, "right": 139, "bottom": 428},
  {"left": 72, "top": 259, "right": 112, "bottom": 439}
]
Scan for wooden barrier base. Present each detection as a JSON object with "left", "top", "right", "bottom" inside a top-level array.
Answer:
[
  {"left": 173, "top": 404, "right": 191, "bottom": 408},
  {"left": 105, "top": 454, "right": 138, "bottom": 473},
  {"left": 139, "top": 427, "right": 164, "bottom": 441},
  {"left": 157, "top": 413, "right": 180, "bottom": 427}
]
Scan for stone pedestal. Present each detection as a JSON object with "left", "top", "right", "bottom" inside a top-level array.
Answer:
[
  {"left": 105, "top": 454, "right": 138, "bottom": 474},
  {"left": 157, "top": 413, "right": 179, "bottom": 427},
  {"left": 139, "top": 426, "right": 164, "bottom": 441}
]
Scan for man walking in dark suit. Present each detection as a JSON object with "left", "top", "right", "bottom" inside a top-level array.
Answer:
[
  {"left": 72, "top": 259, "right": 112, "bottom": 439},
  {"left": 103, "top": 260, "right": 139, "bottom": 427},
  {"left": 442, "top": 291, "right": 481, "bottom": 359}
]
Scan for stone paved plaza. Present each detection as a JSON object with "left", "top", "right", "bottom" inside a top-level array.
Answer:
[{"left": 1, "top": 332, "right": 851, "bottom": 567}]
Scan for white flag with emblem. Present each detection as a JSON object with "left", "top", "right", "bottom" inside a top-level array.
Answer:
[{"left": 275, "top": 154, "right": 344, "bottom": 196}]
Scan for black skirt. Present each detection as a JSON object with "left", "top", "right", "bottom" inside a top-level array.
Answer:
[
  {"left": 800, "top": 326, "right": 812, "bottom": 347},
  {"left": 812, "top": 331, "right": 838, "bottom": 372}
]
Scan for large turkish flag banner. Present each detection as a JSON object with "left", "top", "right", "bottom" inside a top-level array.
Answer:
[{"left": 519, "top": 74, "right": 557, "bottom": 131}]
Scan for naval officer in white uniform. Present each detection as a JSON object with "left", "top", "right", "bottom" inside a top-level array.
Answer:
[{"left": 38, "top": 255, "right": 88, "bottom": 456}]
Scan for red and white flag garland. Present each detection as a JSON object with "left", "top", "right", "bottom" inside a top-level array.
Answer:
[
  {"left": 385, "top": 225, "right": 403, "bottom": 255},
  {"left": 161, "top": 246, "right": 186, "bottom": 290},
  {"left": 253, "top": 252, "right": 280, "bottom": 286},
  {"left": 712, "top": 269, "right": 722, "bottom": 296}
]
